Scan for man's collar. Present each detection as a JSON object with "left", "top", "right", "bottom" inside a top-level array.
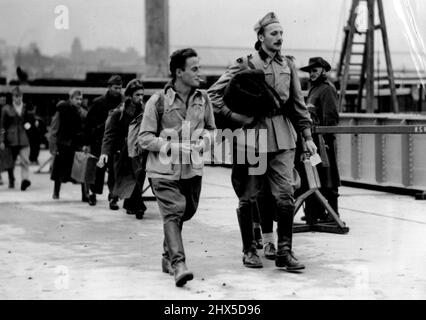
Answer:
[
  {"left": 164, "top": 81, "right": 202, "bottom": 105},
  {"left": 258, "top": 47, "right": 283, "bottom": 65}
]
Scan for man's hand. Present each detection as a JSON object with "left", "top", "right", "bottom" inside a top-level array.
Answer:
[
  {"left": 24, "top": 122, "right": 31, "bottom": 130},
  {"left": 0, "top": 142, "right": 5, "bottom": 150},
  {"left": 305, "top": 139, "right": 318, "bottom": 155},
  {"left": 97, "top": 154, "right": 108, "bottom": 168},
  {"left": 231, "top": 113, "right": 254, "bottom": 127}
]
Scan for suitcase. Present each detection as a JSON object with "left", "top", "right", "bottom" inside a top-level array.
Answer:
[
  {"left": 71, "top": 152, "right": 98, "bottom": 184},
  {"left": 0, "top": 147, "right": 14, "bottom": 172}
]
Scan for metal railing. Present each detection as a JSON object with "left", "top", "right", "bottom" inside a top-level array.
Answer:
[{"left": 316, "top": 113, "right": 426, "bottom": 199}]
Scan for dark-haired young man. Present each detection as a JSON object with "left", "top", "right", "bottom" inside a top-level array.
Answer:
[{"left": 138, "top": 48, "right": 216, "bottom": 287}]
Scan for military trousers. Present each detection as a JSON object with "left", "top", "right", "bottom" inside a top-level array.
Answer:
[
  {"left": 150, "top": 176, "right": 202, "bottom": 266},
  {"left": 231, "top": 149, "right": 296, "bottom": 241}
]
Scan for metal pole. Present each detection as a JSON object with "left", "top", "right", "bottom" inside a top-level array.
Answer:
[
  {"left": 366, "top": 0, "right": 375, "bottom": 113},
  {"left": 145, "top": 0, "right": 169, "bottom": 78},
  {"left": 377, "top": 0, "right": 400, "bottom": 113}
]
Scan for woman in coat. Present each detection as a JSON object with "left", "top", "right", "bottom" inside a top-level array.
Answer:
[
  {"left": 0, "top": 87, "right": 33, "bottom": 190},
  {"left": 49, "top": 89, "right": 88, "bottom": 199},
  {"left": 98, "top": 79, "right": 147, "bottom": 219}
]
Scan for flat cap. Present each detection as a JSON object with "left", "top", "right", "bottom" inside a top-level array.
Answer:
[
  {"left": 254, "top": 12, "right": 280, "bottom": 33},
  {"left": 107, "top": 75, "right": 123, "bottom": 86}
]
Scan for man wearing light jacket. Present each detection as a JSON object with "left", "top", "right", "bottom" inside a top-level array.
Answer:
[{"left": 138, "top": 48, "right": 216, "bottom": 287}]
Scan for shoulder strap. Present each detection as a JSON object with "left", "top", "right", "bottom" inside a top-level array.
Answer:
[{"left": 155, "top": 92, "right": 165, "bottom": 121}]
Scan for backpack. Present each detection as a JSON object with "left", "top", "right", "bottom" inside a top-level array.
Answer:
[{"left": 127, "top": 93, "right": 164, "bottom": 157}]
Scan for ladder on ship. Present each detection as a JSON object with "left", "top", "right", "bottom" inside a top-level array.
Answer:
[{"left": 337, "top": 0, "right": 399, "bottom": 113}]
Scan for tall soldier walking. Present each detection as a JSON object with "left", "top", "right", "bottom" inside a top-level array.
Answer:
[{"left": 208, "top": 12, "right": 317, "bottom": 271}]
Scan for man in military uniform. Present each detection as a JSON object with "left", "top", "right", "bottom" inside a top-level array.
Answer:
[
  {"left": 85, "top": 75, "right": 123, "bottom": 209},
  {"left": 300, "top": 57, "right": 341, "bottom": 223},
  {"left": 208, "top": 12, "right": 317, "bottom": 271}
]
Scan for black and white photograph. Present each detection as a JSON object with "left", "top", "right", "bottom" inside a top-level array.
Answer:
[{"left": 0, "top": 0, "right": 425, "bottom": 304}]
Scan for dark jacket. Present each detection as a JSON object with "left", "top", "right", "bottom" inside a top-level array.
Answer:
[
  {"left": 306, "top": 75, "right": 340, "bottom": 188},
  {"left": 0, "top": 103, "right": 33, "bottom": 147},
  {"left": 101, "top": 100, "right": 145, "bottom": 199},
  {"left": 85, "top": 91, "right": 123, "bottom": 156},
  {"left": 49, "top": 100, "right": 87, "bottom": 183},
  {"left": 50, "top": 100, "right": 86, "bottom": 153}
]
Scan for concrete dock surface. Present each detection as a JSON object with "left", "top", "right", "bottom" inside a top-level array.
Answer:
[{"left": 0, "top": 151, "right": 425, "bottom": 300}]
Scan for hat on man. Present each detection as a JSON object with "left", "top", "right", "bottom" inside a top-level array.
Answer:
[
  {"left": 254, "top": 12, "right": 280, "bottom": 34},
  {"left": 124, "top": 79, "right": 144, "bottom": 97},
  {"left": 300, "top": 57, "right": 332, "bottom": 72},
  {"left": 107, "top": 75, "right": 123, "bottom": 86}
]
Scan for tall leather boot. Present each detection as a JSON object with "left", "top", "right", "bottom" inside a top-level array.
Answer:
[
  {"left": 275, "top": 204, "right": 305, "bottom": 271},
  {"left": 161, "top": 238, "right": 174, "bottom": 276},
  {"left": 164, "top": 221, "right": 193, "bottom": 287},
  {"left": 236, "top": 207, "right": 262, "bottom": 268}
]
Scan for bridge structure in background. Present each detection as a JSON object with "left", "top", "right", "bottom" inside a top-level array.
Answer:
[{"left": 316, "top": 113, "right": 426, "bottom": 200}]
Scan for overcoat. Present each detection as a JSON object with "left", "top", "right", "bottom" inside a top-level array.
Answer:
[{"left": 101, "top": 100, "right": 146, "bottom": 199}]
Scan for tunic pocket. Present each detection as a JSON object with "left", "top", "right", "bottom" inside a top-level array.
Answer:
[{"left": 146, "top": 151, "right": 173, "bottom": 175}]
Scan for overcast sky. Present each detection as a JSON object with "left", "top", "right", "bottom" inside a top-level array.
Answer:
[{"left": 0, "top": 0, "right": 425, "bottom": 58}]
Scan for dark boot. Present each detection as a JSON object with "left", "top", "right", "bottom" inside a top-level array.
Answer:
[
  {"left": 237, "top": 208, "right": 263, "bottom": 268},
  {"left": 174, "top": 262, "right": 194, "bottom": 287},
  {"left": 275, "top": 245, "right": 305, "bottom": 271},
  {"left": 88, "top": 194, "right": 97, "bottom": 206},
  {"left": 164, "top": 221, "right": 193, "bottom": 287},
  {"left": 109, "top": 197, "right": 119, "bottom": 210},
  {"left": 108, "top": 193, "right": 119, "bottom": 210},
  {"left": 21, "top": 179, "right": 31, "bottom": 191},
  {"left": 275, "top": 203, "right": 305, "bottom": 270}
]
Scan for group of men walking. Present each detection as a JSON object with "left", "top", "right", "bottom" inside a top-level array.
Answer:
[
  {"left": 0, "top": 11, "right": 341, "bottom": 288},
  {"left": 48, "top": 76, "right": 148, "bottom": 219}
]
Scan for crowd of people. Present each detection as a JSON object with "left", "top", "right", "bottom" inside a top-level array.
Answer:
[{"left": 0, "top": 12, "right": 341, "bottom": 288}]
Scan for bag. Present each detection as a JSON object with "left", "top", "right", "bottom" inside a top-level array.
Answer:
[
  {"left": 127, "top": 113, "right": 144, "bottom": 158},
  {"left": 71, "top": 151, "right": 98, "bottom": 184},
  {"left": 223, "top": 69, "right": 279, "bottom": 118},
  {"left": 303, "top": 155, "right": 322, "bottom": 190},
  {"left": 129, "top": 93, "right": 165, "bottom": 157},
  {"left": 0, "top": 147, "right": 14, "bottom": 172}
]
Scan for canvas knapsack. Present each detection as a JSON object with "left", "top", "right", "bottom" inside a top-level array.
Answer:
[{"left": 127, "top": 93, "right": 164, "bottom": 157}]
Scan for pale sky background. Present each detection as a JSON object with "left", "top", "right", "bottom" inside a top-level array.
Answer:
[{"left": 0, "top": 0, "right": 425, "bottom": 70}]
